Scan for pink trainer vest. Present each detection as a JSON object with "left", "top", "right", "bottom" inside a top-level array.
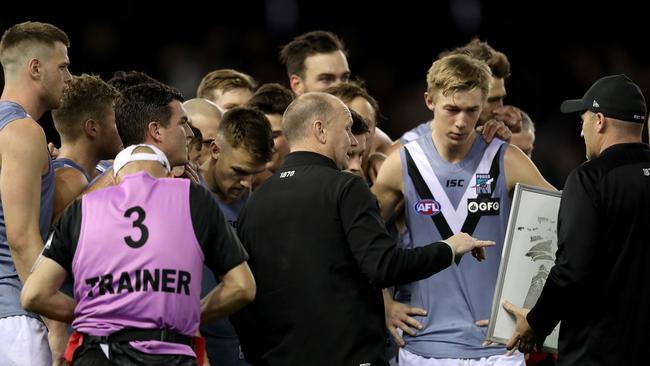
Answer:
[{"left": 72, "top": 172, "right": 203, "bottom": 357}]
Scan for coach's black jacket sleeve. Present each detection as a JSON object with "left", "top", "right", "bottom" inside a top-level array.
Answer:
[{"left": 340, "top": 176, "right": 452, "bottom": 288}]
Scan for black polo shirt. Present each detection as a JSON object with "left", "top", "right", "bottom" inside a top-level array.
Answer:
[
  {"left": 232, "top": 151, "right": 454, "bottom": 366},
  {"left": 527, "top": 143, "right": 650, "bottom": 365}
]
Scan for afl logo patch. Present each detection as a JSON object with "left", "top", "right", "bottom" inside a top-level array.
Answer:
[{"left": 414, "top": 199, "right": 441, "bottom": 216}]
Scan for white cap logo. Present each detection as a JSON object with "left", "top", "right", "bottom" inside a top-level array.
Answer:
[{"left": 592, "top": 100, "right": 600, "bottom": 108}]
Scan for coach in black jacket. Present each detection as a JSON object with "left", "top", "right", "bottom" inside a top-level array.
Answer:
[
  {"left": 232, "top": 92, "right": 494, "bottom": 366},
  {"left": 504, "top": 74, "right": 650, "bottom": 365}
]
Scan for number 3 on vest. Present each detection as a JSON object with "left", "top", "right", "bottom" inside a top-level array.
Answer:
[{"left": 124, "top": 206, "right": 149, "bottom": 248}]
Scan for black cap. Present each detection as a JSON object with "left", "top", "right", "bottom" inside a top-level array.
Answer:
[{"left": 560, "top": 74, "right": 647, "bottom": 123}]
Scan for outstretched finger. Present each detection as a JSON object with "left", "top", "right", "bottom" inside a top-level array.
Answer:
[
  {"left": 501, "top": 300, "right": 519, "bottom": 316},
  {"left": 474, "top": 240, "right": 496, "bottom": 248},
  {"left": 475, "top": 319, "right": 489, "bottom": 327},
  {"left": 401, "top": 310, "right": 425, "bottom": 331},
  {"left": 398, "top": 321, "right": 418, "bottom": 337},
  {"left": 405, "top": 306, "right": 428, "bottom": 317}
]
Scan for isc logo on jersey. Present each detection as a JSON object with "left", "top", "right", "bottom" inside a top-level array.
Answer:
[{"left": 415, "top": 199, "right": 441, "bottom": 216}]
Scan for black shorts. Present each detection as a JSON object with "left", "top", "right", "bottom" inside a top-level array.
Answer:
[{"left": 73, "top": 342, "right": 197, "bottom": 366}]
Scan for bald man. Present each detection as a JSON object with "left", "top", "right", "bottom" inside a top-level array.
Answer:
[
  {"left": 232, "top": 92, "right": 494, "bottom": 365},
  {"left": 183, "top": 98, "right": 223, "bottom": 165}
]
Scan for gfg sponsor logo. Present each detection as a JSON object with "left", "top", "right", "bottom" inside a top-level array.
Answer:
[{"left": 467, "top": 198, "right": 500, "bottom": 216}]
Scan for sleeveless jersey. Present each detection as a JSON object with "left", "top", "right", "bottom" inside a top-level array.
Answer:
[
  {"left": 0, "top": 101, "right": 55, "bottom": 319},
  {"left": 400, "top": 121, "right": 432, "bottom": 145},
  {"left": 399, "top": 134, "right": 511, "bottom": 358},
  {"left": 95, "top": 160, "right": 113, "bottom": 175},
  {"left": 52, "top": 157, "right": 91, "bottom": 182}
]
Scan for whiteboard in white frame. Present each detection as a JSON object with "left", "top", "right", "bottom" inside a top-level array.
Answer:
[{"left": 486, "top": 183, "right": 562, "bottom": 352}]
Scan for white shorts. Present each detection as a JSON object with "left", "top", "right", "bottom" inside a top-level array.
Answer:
[
  {"left": 399, "top": 347, "right": 525, "bottom": 366},
  {"left": 0, "top": 315, "right": 52, "bottom": 366}
]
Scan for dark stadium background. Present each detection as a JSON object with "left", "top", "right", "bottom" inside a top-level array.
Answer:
[{"left": 2, "top": 1, "right": 647, "bottom": 188}]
